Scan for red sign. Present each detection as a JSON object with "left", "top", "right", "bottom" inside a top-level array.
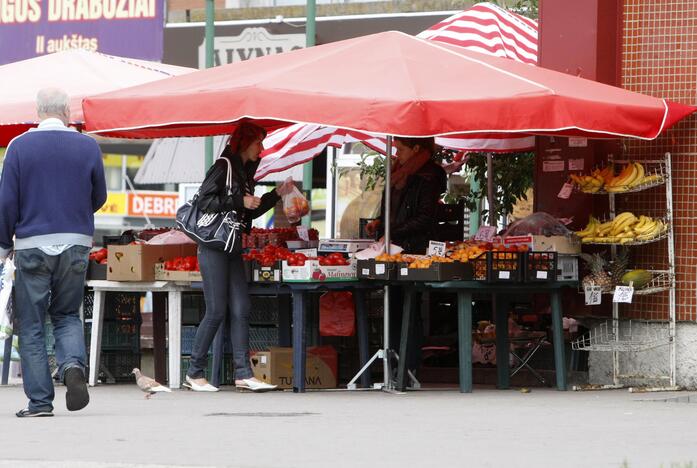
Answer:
[{"left": 128, "top": 192, "right": 179, "bottom": 218}]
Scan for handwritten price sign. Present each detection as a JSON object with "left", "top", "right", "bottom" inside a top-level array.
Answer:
[
  {"left": 427, "top": 241, "right": 446, "bottom": 257},
  {"left": 584, "top": 285, "right": 602, "bottom": 306},
  {"left": 613, "top": 286, "right": 634, "bottom": 303}
]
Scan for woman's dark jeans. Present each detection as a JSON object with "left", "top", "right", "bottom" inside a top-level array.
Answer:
[{"left": 187, "top": 245, "right": 253, "bottom": 381}]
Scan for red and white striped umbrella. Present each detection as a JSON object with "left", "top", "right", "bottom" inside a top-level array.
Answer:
[{"left": 256, "top": 2, "right": 538, "bottom": 180}]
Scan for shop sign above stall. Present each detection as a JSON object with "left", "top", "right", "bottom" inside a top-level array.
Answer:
[
  {"left": 96, "top": 190, "right": 179, "bottom": 218},
  {"left": 0, "top": 0, "right": 166, "bottom": 65},
  {"left": 197, "top": 27, "right": 304, "bottom": 68}
]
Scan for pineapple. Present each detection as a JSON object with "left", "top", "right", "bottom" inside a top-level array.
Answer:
[
  {"left": 609, "top": 247, "right": 629, "bottom": 288},
  {"left": 580, "top": 253, "right": 613, "bottom": 292}
]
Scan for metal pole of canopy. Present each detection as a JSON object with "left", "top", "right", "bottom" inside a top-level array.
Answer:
[
  {"left": 383, "top": 135, "right": 393, "bottom": 390},
  {"left": 204, "top": 0, "right": 215, "bottom": 170},
  {"left": 301, "top": 0, "right": 316, "bottom": 227}
]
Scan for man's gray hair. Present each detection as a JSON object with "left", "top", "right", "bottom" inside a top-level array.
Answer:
[{"left": 36, "top": 88, "right": 70, "bottom": 119}]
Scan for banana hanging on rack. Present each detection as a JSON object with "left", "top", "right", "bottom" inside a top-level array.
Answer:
[{"left": 627, "top": 162, "right": 646, "bottom": 188}]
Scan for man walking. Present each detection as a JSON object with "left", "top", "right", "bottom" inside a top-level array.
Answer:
[{"left": 0, "top": 88, "right": 107, "bottom": 417}]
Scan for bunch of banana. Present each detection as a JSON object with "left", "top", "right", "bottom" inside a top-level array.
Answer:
[
  {"left": 575, "top": 212, "right": 667, "bottom": 244},
  {"left": 570, "top": 166, "right": 614, "bottom": 193},
  {"left": 570, "top": 174, "right": 603, "bottom": 193},
  {"left": 605, "top": 162, "right": 663, "bottom": 192}
]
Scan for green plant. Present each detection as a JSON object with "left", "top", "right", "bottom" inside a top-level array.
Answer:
[
  {"left": 463, "top": 152, "right": 535, "bottom": 224},
  {"left": 491, "top": 0, "right": 538, "bottom": 19},
  {"left": 357, "top": 152, "right": 385, "bottom": 192}
]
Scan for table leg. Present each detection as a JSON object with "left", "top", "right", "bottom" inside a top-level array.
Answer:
[
  {"left": 495, "top": 294, "right": 510, "bottom": 390},
  {"left": 457, "top": 291, "right": 473, "bottom": 393},
  {"left": 550, "top": 290, "right": 567, "bottom": 390},
  {"left": 396, "top": 288, "right": 414, "bottom": 392},
  {"left": 292, "top": 290, "right": 306, "bottom": 393},
  {"left": 168, "top": 291, "right": 182, "bottom": 389},
  {"left": 1, "top": 333, "right": 12, "bottom": 385},
  {"left": 354, "top": 289, "right": 371, "bottom": 389},
  {"left": 152, "top": 292, "right": 167, "bottom": 386},
  {"left": 88, "top": 290, "right": 105, "bottom": 386}
]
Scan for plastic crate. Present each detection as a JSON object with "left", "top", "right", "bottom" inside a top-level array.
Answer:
[
  {"left": 557, "top": 255, "right": 579, "bottom": 281},
  {"left": 104, "top": 292, "right": 141, "bottom": 321},
  {"left": 181, "top": 325, "right": 199, "bottom": 355},
  {"left": 252, "top": 260, "right": 282, "bottom": 283},
  {"left": 180, "top": 355, "right": 214, "bottom": 383},
  {"left": 472, "top": 251, "right": 523, "bottom": 282},
  {"left": 249, "top": 326, "right": 279, "bottom": 351},
  {"left": 99, "top": 351, "right": 141, "bottom": 382},
  {"left": 101, "top": 320, "right": 140, "bottom": 352},
  {"left": 83, "top": 289, "right": 94, "bottom": 319},
  {"left": 397, "top": 261, "right": 473, "bottom": 281},
  {"left": 222, "top": 354, "right": 235, "bottom": 385},
  {"left": 524, "top": 252, "right": 558, "bottom": 282},
  {"left": 249, "top": 296, "right": 280, "bottom": 324},
  {"left": 182, "top": 293, "right": 204, "bottom": 325},
  {"left": 357, "top": 259, "right": 400, "bottom": 281}
]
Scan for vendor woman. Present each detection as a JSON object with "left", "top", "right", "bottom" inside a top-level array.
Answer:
[
  {"left": 366, "top": 136, "right": 447, "bottom": 377},
  {"left": 366, "top": 136, "right": 447, "bottom": 253}
]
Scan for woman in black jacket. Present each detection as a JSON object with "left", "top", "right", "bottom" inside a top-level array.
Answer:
[
  {"left": 366, "top": 136, "right": 447, "bottom": 377},
  {"left": 185, "top": 122, "right": 293, "bottom": 392},
  {"left": 366, "top": 136, "right": 447, "bottom": 253}
]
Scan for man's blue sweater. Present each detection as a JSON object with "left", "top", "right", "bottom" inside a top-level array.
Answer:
[{"left": 0, "top": 120, "right": 107, "bottom": 256}]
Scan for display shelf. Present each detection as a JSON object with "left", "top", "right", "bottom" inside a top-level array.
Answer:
[
  {"left": 578, "top": 152, "right": 676, "bottom": 390},
  {"left": 571, "top": 320, "right": 670, "bottom": 352},
  {"left": 579, "top": 271, "right": 674, "bottom": 297},
  {"left": 574, "top": 160, "right": 668, "bottom": 195},
  {"left": 580, "top": 225, "right": 669, "bottom": 246}
]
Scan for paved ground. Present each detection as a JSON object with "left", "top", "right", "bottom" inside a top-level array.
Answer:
[{"left": 0, "top": 384, "right": 695, "bottom": 468}]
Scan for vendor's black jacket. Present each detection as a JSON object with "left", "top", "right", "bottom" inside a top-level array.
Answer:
[
  {"left": 378, "top": 160, "right": 447, "bottom": 253},
  {"left": 196, "top": 147, "right": 280, "bottom": 233}
]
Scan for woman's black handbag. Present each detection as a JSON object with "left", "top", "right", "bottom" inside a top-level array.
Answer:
[{"left": 176, "top": 157, "right": 244, "bottom": 254}]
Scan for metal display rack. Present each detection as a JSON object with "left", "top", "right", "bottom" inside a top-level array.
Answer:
[{"left": 572, "top": 153, "right": 677, "bottom": 391}]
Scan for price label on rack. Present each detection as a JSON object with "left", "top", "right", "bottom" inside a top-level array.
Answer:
[
  {"left": 613, "top": 285, "right": 634, "bottom": 303},
  {"left": 296, "top": 226, "right": 310, "bottom": 241},
  {"left": 584, "top": 285, "right": 602, "bottom": 305},
  {"left": 474, "top": 226, "right": 497, "bottom": 242},
  {"left": 557, "top": 182, "right": 573, "bottom": 199},
  {"left": 427, "top": 241, "right": 446, "bottom": 257}
]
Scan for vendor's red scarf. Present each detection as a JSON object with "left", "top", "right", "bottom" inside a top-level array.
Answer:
[{"left": 391, "top": 150, "right": 431, "bottom": 189}]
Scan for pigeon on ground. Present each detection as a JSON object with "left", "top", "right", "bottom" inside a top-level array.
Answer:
[{"left": 131, "top": 368, "right": 172, "bottom": 399}]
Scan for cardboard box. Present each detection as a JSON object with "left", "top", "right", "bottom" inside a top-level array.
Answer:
[
  {"left": 107, "top": 244, "right": 197, "bottom": 281},
  {"left": 282, "top": 259, "right": 357, "bottom": 282},
  {"left": 251, "top": 346, "right": 338, "bottom": 389},
  {"left": 498, "top": 235, "right": 581, "bottom": 254},
  {"left": 153, "top": 263, "right": 202, "bottom": 282}
]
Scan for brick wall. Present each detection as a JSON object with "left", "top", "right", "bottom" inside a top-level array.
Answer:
[{"left": 620, "top": 1, "right": 697, "bottom": 321}]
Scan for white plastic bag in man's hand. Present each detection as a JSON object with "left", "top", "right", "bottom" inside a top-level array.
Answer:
[
  {"left": 0, "top": 257, "right": 15, "bottom": 340},
  {"left": 282, "top": 186, "right": 309, "bottom": 224}
]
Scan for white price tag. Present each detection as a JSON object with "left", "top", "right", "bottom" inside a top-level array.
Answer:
[
  {"left": 375, "top": 263, "right": 386, "bottom": 274},
  {"left": 474, "top": 226, "right": 497, "bottom": 242},
  {"left": 613, "top": 286, "right": 634, "bottom": 303},
  {"left": 296, "top": 226, "right": 309, "bottom": 241},
  {"left": 400, "top": 268, "right": 408, "bottom": 276},
  {"left": 498, "top": 271, "right": 510, "bottom": 280},
  {"left": 296, "top": 248, "right": 317, "bottom": 257},
  {"left": 536, "top": 271, "right": 548, "bottom": 280},
  {"left": 584, "top": 285, "right": 602, "bottom": 305},
  {"left": 427, "top": 241, "right": 447, "bottom": 257},
  {"left": 362, "top": 268, "right": 369, "bottom": 275},
  {"left": 557, "top": 182, "right": 573, "bottom": 199}
]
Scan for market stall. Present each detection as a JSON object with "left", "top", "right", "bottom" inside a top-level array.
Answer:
[{"left": 80, "top": 31, "right": 695, "bottom": 392}]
